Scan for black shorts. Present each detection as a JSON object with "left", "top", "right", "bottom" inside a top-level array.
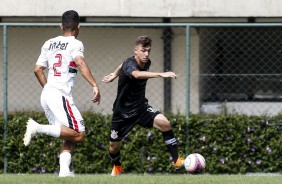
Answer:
[{"left": 110, "top": 104, "right": 161, "bottom": 142}]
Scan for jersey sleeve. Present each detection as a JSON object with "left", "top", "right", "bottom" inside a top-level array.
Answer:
[
  {"left": 71, "top": 40, "right": 84, "bottom": 60},
  {"left": 123, "top": 59, "right": 138, "bottom": 77},
  {"left": 36, "top": 41, "right": 49, "bottom": 67}
]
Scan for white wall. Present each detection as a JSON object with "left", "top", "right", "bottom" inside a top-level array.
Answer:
[
  {"left": 202, "top": 102, "right": 282, "bottom": 116},
  {"left": 1, "top": 0, "right": 282, "bottom": 17},
  {"left": 1, "top": 26, "right": 186, "bottom": 114}
]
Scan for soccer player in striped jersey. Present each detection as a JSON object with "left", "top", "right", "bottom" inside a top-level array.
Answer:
[{"left": 23, "top": 10, "right": 101, "bottom": 177}]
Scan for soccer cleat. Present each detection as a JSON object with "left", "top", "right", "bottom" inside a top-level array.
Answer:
[
  {"left": 23, "top": 118, "right": 38, "bottom": 146},
  {"left": 59, "top": 171, "right": 75, "bottom": 177},
  {"left": 172, "top": 157, "right": 185, "bottom": 169},
  {"left": 111, "top": 165, "right": 124, "bottom": 176}
]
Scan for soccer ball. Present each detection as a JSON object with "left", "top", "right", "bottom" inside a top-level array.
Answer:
[{"left": 184, "top": 153, "right": 205, "bottom": 174}]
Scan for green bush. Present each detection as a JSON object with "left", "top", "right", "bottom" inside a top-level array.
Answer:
[{"left": 0, "top": 112, "right": 281, "bottom": 174}]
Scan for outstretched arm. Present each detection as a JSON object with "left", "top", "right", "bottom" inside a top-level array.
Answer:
[
  {"left": 75, "top": 55, "right": 101, "bottom": 105},
  {"left": 131, "top": 70, "right": 177, "bottom": 79},
  {"left": 102, "top": 64, "right": 122, "bottom": 83}
]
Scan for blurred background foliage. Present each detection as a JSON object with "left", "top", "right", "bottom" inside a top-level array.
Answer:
[{"left": 0, "top": 112, "right": 281, "bottom": 174}]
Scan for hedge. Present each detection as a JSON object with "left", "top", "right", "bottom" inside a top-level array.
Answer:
[{"left": 0, "top": 112, "right": 281, "bottom": 174}]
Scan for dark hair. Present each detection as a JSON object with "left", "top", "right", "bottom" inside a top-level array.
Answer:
[
  {"left": 135, "top": 36, "right": 152, "bottom": 47},
  {"left": 61, "top": 10, "right": 80, "bottom": 31}
]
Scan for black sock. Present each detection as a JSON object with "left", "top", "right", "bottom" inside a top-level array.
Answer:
[
  {"left": 162, "top": 130, "right": 179, "bottom": 163},
  {"left": 109, "top": 151, "right": 121, "bottom": 166}
]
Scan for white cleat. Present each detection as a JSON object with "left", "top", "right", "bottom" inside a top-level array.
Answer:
[
  {"left": 23, "top": 118, "right": 38, "bottom": 146},
  {"left": 59, "top": 172, "right": 75, "bottom": 177}
]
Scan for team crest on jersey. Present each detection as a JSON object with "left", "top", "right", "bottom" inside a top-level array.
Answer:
[
  {"left": 80, "top": 120, "right": 85, "bottom": 126},
  {"left": 111, "top": 130, "right": 118, "bottom": 139}
]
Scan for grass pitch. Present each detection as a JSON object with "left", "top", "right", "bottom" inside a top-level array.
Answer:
[{"left": 0, "top": 173, "right": 281, "bottom": 184}]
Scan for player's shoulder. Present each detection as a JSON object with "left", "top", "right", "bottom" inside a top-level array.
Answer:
[
  {"left": 45, "top": 35, "right": 61, "bottom": 42},
  {"left": 69, "top": 38, "right": 84, "bottom": 49},
  {"left": 71, "top": 37, "right": 83, "bottom": 44},
  {"left": 122, "top": 56, "right": 135, "bottom": 67},
  {"left": 124, "top": 56, "right": 136, "bottom": 63}
]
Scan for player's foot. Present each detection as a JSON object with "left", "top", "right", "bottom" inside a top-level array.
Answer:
[
  {"left": 111, "top": 165, "right": 124, "bottom": 176},
  {"left": 23, "top": 118, "right": 38, "bottom": 146},
  {"left": 59, "top": 171, "right": 75, "bottom": 177},
  {"left": 172, "top": 157, "right": 185, "bottom": 169}
]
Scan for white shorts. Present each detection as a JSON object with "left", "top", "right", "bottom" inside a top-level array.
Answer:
[{"left": 40, "top": 87, "right": 85, "bottom": 132}]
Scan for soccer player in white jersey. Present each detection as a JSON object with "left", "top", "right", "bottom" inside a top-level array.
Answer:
[{"left": 23, "top": 10, "right": 101, "bottom": 177}]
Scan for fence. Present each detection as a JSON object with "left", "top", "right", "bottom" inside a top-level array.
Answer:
[
  {"left": 3, "top": 23, "right": 282, "bottom": 118},
  {"left": 1, "top": 22, "right": 282, "bottom": 173},
  {"left": 1, "top": 23, "right": 188, "bottom": 117}
]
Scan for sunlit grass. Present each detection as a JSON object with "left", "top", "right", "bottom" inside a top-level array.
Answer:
[{"left": 0, "top": 173, "right": 281, "bottom": 184}]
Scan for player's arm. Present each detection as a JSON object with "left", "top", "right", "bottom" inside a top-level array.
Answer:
[
  {"left": 131, "top": 70, "right": 177, "bottom": 79},
  {"left": 102, "top": 64, "right": 122, "bottom": 83},
  {"left": 34, "top": 64, "right": 47, "bottom": 87},
  {"left": 75, "top": 55, "right": 101, "bottom": 104}
]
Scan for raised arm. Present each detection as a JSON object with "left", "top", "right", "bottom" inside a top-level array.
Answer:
[
  {"left": 75, "top": 55, "right": 101, "bottom": 104},
  {"left": 102, "top": 64, "right": 122, "bottom": 83}
]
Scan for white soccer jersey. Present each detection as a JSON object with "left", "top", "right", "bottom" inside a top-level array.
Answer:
[
  {"left": 36, "top": 36, "right": 85, "bottom": 132},
  {"left": 36, "top": 36, "right": 84, "bottom": 95}
]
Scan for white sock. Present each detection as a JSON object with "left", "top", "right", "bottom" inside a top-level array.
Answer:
[
  {"left": 59, "top": 152, "right": 71, "bottom": 174},
  {"left": 36, "top": 124, "right": 61, "bottom": 137}
]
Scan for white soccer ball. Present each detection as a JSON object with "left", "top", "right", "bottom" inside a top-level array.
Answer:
[{"left": 184, "top": 153, "right": 206, "bottom": 174}]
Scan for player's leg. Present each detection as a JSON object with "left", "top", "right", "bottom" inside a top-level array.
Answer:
[
  {"left": 109, "top": 141, "right": 122, "bottom": 164},
  {"left": 153, "top": 114, "right": 184, "bottom": 168},
  {"left": 139, "top": 104, "right": 184, "bottom": 168},
  {"left": 45, "top": 91, "right": 86, "bottom": 142},
  {"left": 59, "top": 140, "right": 76, "bottom": 177},
  {"left": 60, "top": 126, "right": 85, "bottom": 143},
  {"left": 23, "top": 89, "right": 85, "bottom": 146},
  {"left": 108, "top": 116, "right": 124, "bottom": 176},
  {"left": 109, "top": 141, "right": 124, "bottom": 176},
  {"left": 108, "top": 115, "right": 136, "bottom": 176},
  {"left": 23, "top": 117, "right": 85, "bottom": 146},
  {"left": 23, "top": 117, "right": 61, "bottom": 146}
]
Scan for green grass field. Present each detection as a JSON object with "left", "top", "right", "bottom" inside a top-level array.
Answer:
[{"left": 0, "top": 174, "right": 281, "bottom": 184}]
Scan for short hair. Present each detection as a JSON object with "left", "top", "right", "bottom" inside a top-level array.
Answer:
[
  {"left": 61, "top": 10, "right": 80, "bottom": 31},
  {"left": 135, "top": 36, "right": 152, "bottom": 47}
]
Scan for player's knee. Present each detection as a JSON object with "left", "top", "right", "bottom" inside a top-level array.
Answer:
[
  {"left": 158, "top": 120, "right": 171, "bottom": 132},
  {"left": 163, "top": 123, "right": 171, "bottom": 131},
  {"left": 154, "top": 114, "right": 172, "bottom": 131},
  {"left": 75, "top": 132, "right": 85, "bottom": 143},
  {"left": 109, "top": 142, "right": 121, "bottom": 153}
]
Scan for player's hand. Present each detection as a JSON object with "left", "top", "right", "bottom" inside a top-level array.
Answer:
[
  {"left": 160, "top": 71, "right": 177, "bottom": 79},
  {"left": 91, "top": 86, "right": 101, "bottom": 105},
  {"left": 102, "top": 73, "right": 118, "bottom": 83}
]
